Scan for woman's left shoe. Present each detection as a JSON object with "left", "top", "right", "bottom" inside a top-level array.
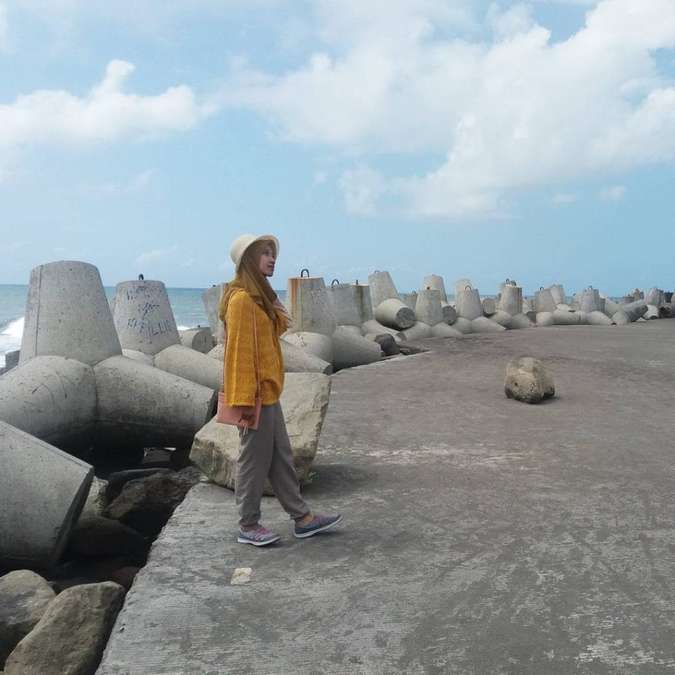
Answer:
[
  {"left": 237, "top": 525, "right": 281, "bottom": 546},
  {"left": 294, "top": 513, "right": 343, "bottom": 539}
]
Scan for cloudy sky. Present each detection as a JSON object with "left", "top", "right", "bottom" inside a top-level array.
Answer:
[{"left": 0, "top": 0, "right": 674, "bottom": 294}]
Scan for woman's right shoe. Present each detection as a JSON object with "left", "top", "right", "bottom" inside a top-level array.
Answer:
[
  {"left": 237, "top": 525, "right": 281, "bottom": 546},
  {"left": 294, "top": 513, "right": 343, "bottom": 538}
]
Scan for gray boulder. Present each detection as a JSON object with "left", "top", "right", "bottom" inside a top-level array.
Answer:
[
  {"left": 4, "top": 582, "right": 124, "bottom": 675},
  {"left": 0, "top": 570, "right": 55, "bottom": 666},
  {"left": 67, "top": 516, "right": 148, "bottom": 561},
  {"left": 190, "top": 372, "right": 331, "bottom": 495},
  {"left": 79, "top": 477, "right": 108, "bottom": 521},
  {"left": 104, "top": 468, "right": 202, "bottom": 537},
  {"left": 505, "top": 357, "right": 555, "bottom": 404}
]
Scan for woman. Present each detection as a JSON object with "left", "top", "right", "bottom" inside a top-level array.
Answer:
[{"left": 219, "top": 233, "right": 342, "bottom": 546}]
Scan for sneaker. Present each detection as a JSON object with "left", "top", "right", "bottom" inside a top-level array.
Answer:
[
  {"left": 294, "top": 513, "right": 343, "bottom": 539},
  {"left": 237, "top": 525, "right": 281, "bottom": 547}
]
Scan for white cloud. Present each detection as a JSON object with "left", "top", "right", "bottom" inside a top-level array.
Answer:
[
  {"left": 553, "top": 193, "right": 578, "bottom": 204},
  {"left": 223, "top": 0, "right": 675, "bottom": 218},
  {"left": 0, "top": 4, "right": 8, "bottom": 52},
  {"left": 339, "top": 165, "right": 388, "bottom": 215},
  {"left": 0, "top": 60, "right": 212, "bottom": 148},
  {"left": 599, "top": 185, "right": 626, "bottom": 201}
]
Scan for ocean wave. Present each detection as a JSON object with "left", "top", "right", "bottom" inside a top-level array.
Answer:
[{"left": 0, "top": 317, "right": 24, "bottom": 368}]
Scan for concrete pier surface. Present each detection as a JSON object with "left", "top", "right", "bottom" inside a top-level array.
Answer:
[{"left": 99, "top": 322, "right": 675, "bottom": 675}]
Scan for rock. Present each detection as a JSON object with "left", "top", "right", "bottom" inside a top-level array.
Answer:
[
  {"left": 371, "top": 334, "right": 400, "bottom": 356},
  {"left": 79, "top": 477, "right": 109, "bottom": 521},
  {"left": 109, "top": 566, "right": 139, "bottom": 591},
  {"left": 190, "top": 373, "right": 331, "bottom": 495},
  {"left": 505, "top": 357, "right": 555, "bottom": 404},
  {"left": 4, "top": 582, "right": 124, "bottom": 675},
  {"left": 67, "top": 516, "right": 148, "bottom": 561},
  {"left": 104, "top": 468, "right": 202, "bottom": 537},
  {"left": 0, "top": 571, "right": 55, "bottom": 667},
  {"left": 105, "top": 468, "right": 173, "bottom": 503}
]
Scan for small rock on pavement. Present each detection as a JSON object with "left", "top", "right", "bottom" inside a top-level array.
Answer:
[
  {"left": 104, "top": 467, "right": 203, "bottom": 537},
  {"left": 67, "top": 516, "right": 148, "bottom": 561},
  {"left": 190, "top": 373, "right": 331, "bottom": 495},
  {"left": 230, "top": 568, "right": 252, "bottom": 585},
  {"left": 4, "top": 582, "right": 124, "bottom": 675},
  {"left": 0, "top": 570, "right": 55, "bottom": 667},
  {"left": 504, "top": 357, "right": 555, "bottom": 404}
]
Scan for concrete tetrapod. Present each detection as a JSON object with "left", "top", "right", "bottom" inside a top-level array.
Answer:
[
  {"left": 202, "top": 284, "right": 225, "bottom": 344},
  {"left": 398, "top": 322, "right": 432, "bottom": 341},
  {"left": 112, "top": 280, "right": 180, "bottom": 356},
  {"left": 553, "top": 309, "right": 582, "bottom": 326},
  {"left": 207, "top": 341, "right": 332, "bottom": 374},
  {"left": 400, "top": 293, "right": 418, "bottom": 310},
  {"left": 374, "top": 298, "right": 416, "bottom": 330},
  {"left": 471, "top": 317, "right": 506, "bottom": 334},
  {"left": 579, "top": 288, "right": 602, "bottom": 313},
  {"left": 20, "top": 261, "right": 121, "bottom": 367},
  {"left": 180, "top": 328, "right": 215, "bottom": 354},
  {"left": 603, "top": 297, "right": 622, "bottom": 317},
  {"left": 327, "top": 283, "right": 373, "bottom": 326},
  {"left": 549, "top": 284, "right": 566, "bottom": 305},
  {"left": 456, "top": 287, "right": 483, "bottom": 320},
  {"left": 645, "top": 287, "right": 665, "bottom": 307},
  {"left": 331, "top": 327, "right": 381, "bottom": 370},
  {"left": 612, "top": 310, "right": 630, "bottom": 325},
  {"left": 441, "top": 303, "right": 457, "bottom": 325},
  {"left": 490, "top": 310, "right": 513, "bottom": 328},
  {"left": 536, "top": 312, "right": 555, "bottom": 327},
  {"left": 0, "top": 356, "right": 97, "bottom": 451},
  {"left": 361, "top": 319, "right": 403, "bottom": 342},
  {"left": 287, "top": 274, "right": 337, "bottom": 336},
  {"left": 534, "top": 289, "right": 557, "bottom": 314},
  {"left": 368, "top": 271, "right": 400, "bottom": 308},
  {"left": 282, "top": 332, "right": 333, "bottom": 365},
  {"left": 154, "top": 345, "right": 224, "bottom": 391},
  {"left": 113, "top": 280, "right": 223, "bottom": 390},
  {"left": 93, "top": 355, "right": 218, "bottom": 449},
  {"left": 430, "top": 323, "right": 464, "bottom": 338},
  {"left": 422, "top": 275, "right": 448, "bottom": 302},
  {"left": 499, "top": 285, "right": 523, "bottom": 316},
  {"left": 415, "top": 289, "right": 444, "bottom": 326},
  {"left": 454, "top": 278, "right": 473, "bottom": 297},
  {"left": 586, "top": 310, "right": 614, "bottom": 326},
  {"left": 510, "top": 313, "right": 535, "bottom": 329},
  {"left": 452, "top": 317, "right": 474, "bottom": 334},
  {"left": 482, "top": 298, "right": 497, "bottom": 316},
  {"left": 0, "top": 420, "right": 94, "bottom": 569},
  {"left": 645, "top": 305, "right": 660, "bottom": 320},
  {"left": 121, "top": 349, "right": 154, "bottom": 366},
  {"left": 621, "top": 300, "right": 649, "bottom": 322}
]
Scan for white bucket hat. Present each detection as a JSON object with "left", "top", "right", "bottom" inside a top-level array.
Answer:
[{"left": 229, "top": 234, "right": 279, "bottom": 271}]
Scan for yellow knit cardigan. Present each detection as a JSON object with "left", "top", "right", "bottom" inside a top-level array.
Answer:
[{"left": 224, "top": 289, "right": 285, "bottom": 407}]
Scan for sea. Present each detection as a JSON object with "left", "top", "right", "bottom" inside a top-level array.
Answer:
[{"left": 0, "top": 284, "right": 287, "bottom": 368}]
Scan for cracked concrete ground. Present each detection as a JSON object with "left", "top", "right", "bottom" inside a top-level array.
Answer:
[{"left": 98, "top": 321, "right": 675, "bottom": 675}]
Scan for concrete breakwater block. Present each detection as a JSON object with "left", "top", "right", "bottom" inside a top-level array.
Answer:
[
  {"left": 549, "top": 284, "right": 566, "bottom": 305},
  {"left": 534, "top": 288, "right": 556, "bottom": 314},
  {"left": 114, "top": 280, "right": 223, "bottom": 389},
  {"left": 331, "top": 327, "right": 381, "bottom": 370},
  {"left": 452, "top": 317, "right": 473, "bottom": 334},
  {"left": 368, "top": 270, "right": 400, "bottom": 308},
  {"left": 327, "top": 282, "right": 373, "bottom": 326},
  {"left": 482, "top": 298, "right": 496, "bottom": 316},
  {"left": 361, "top": 319, "right": 401, "bottom": 340},
  {"left": 415, "top": 289, "right": 444, "bottom": 326},
  {"left": 622, "top": 300, "right": 648, "bottom": 322},
  {"left": 456, "top": 287, "right": 483, "bottom": 321},
  {"left": 398, "top": 321, "right": 432, "bottom": 341},
  {"left": 645, "top": 305, "right": 660, "bottom": 320},
  {"left": 423, "top": 274, "right": 448, "bottom": 302},
  {"left": 490, "top": 310, "right": 512, "bottom": 328},
  {"left": 454, "top": 278, "right": 473, "bottom": 297},
  {"left": 287, "top": 274, "right": 337, "bottom": 336},
  {"left": 154, "top": 344, "right": 224, "bottom": 391},
  {"left": 283, "top": 332, "right": 333, "bottom": 365},
  {"left": 579, "top": 288, "right": 602, "bottom": 313},
  {"left": 207, "top": 341, "right": 332, "bottom": 374},
  {"left": 93, "top": 356, "right": 217, "bottom": 449},
  {"left": 504, "top": 357, "right": 555, "bottom": 404},
  {"left": 536, "top": 311, "right": 555, "bottom": 327},
  {"left": 112, "top": 280, "right": 180, "bottom": 356},
  {"left": 20, "top": 261, "right": 121, "bottom": 367},
  {"left": 202, "top": 284, "right": 225, "bottom": 344},
  {"left": 190, "top": 373, "right": 331, "bottom": 494},
  {"left": 471, "top": 317, "right": 506, "bottom": 333},
  {"left": 400, "top": 292, "right": 418, "bottom": 310},
  {"left": 0, "top": 420, "right": 94, "bottom": 569},
  {"left": 587, "top": 310, "right": 614, "bottom": 326},
  {"left": 510, "top": 313, "right": 535, "bottom": 329},
  {"left": 121, "top": 349, "right": 154, "bottom": 366},
  {"left": 0, "top": 356, "right": 97, "bottom": 450},
  {"left": 553, "top": 309, "right": 581, "bottom": 326},
  {"left": 3, "top": 581, "right": 125, "bottom": 675},
  {"left": 441, "top": 303, "right": 457, "bottom": 325},
  {"left": 374, "top": 298, "right": 416, "bottom": 330},
  {"left": 612, "top": 310, "right": 630, "bottom": 325},
  {"left": 430, "top": 323, "right": 464, "bottom": 338},
  {"left": 499, "top": 285, "right": 523, "bottom": 316},
  {"left": 179, "top": 328, "right": 215, "bottom": 354}
]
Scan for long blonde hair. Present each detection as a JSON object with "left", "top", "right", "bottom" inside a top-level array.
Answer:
[{"left": 219, "top": 239, "right": 289, "bottom": 334}]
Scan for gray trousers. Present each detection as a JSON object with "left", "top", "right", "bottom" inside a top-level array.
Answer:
[{"left": 236, "top": 402, "right": 309, "bottom": 528}]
